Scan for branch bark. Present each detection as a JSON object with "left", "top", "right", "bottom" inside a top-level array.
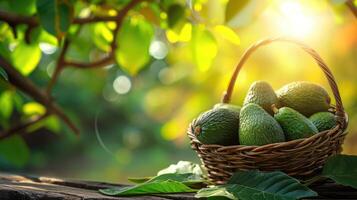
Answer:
[
  {"left": 346, "top": 0, "right": 357, "bottom": 18},
  {"left": 0, "top": 113, "right": 49, "bottom": 140},
  {"left": 0, "top": 56, "right": 80, "bottom": 135}
]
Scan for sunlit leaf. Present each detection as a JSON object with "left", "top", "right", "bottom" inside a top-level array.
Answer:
[
  {"left": 23, "top": 102, "right": 46, "bottom": 116},
  {"left": 165, "top": 23, "right": 192, "bottom": 43},
  {"left": 191, "top": 25, "right": 217, "bottom": 72},
  {"left": 44, "top": 115, "right": 61, "bottom": 133},
  {"left": 322, "top": 154, "right": 357, "bottom": 188},
  {"left": 8, "top": 0, "right": 36, "bottom": 15},
  {"left": 11, "top": 42, "right": 41, "bottom": 75},
  {"left": 31, "top": 27, "right": 59, "bottom": 46},
  {"left": 36, "top": 0, "right": 73, "bottom": 38},
  {"left": 115, "top": 17, "right": 154, "bottom": 75},
  {"left": 214, "top": 25, "right": 240, "bottom": 45},
  {"left": 0, "top": 135, "right": 29, "bottom": 168},
  {"left": 167, "top": 4, "right": 185, "bottom": 28},
  {"left": 0, "top": 91, "right": 13, "bottom": 119},
  {"left": 93, "top": 23, "right": 113, "bottom": 52}
]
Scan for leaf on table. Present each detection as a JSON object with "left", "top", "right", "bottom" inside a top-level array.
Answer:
[
  {"left": 128, "top": 177, "right": 153, "bottom": 184},
  {"left": 322, "top": 154, "right": 357, "bottom": 189},
  {"left": 197, "top": 170, "right": 317, "bottom": 200},
  {"left": 100, "top": 180, "right": 196, "bottom": 196},
  {"left": 0, "top": 135, "right": 30, "bottom": 168},
  {"left": 36, "top": 0, "right": 73, "bottom": 38},
  {"left": 196, "top": 185, "right": 236, "bottom": 200}
]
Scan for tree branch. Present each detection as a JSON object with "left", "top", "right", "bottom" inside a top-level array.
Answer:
[
  {"left": 0, "top": 56, "right": 80, "bottom": 135},
  {"left": 346, "top": 0, "right": 357, "bottom": 18},
  {"left": 0, "top": 113, "right": 49, "bottom": 140}
]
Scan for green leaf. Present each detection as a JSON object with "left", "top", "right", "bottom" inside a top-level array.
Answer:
[
  {"left": 92, "top": 23, "right": 113, "bottom": 52},
  {"left": 225, "top": 0, "right": 250, "bottom": 22},
  {"left": 128, "top": 177, "right": 153, "bottom": 184},
  {"left": 157, "top": 161, "right": 203, "bottom": 178},
  {"left": 0, "top": 67, "right": 8, "bottom": 81},
  {"left": 36, "top": 0, "right": 73, "bottom": 38},
  {"left": 0, "top": 135, "right": 29, "bottom": 168},
  {"left": 0, "top": 91, "right": 13, "bottom": 119},
  {"left": 115, "top": 17, "right": 154, "bottom": 75},
  {"left": 23, "top": 102, "right": 46, "bottom": 116},
  {"left": 167, "top": 4, "right": 185, "bottom": 28},
  {"left": 197, "top": 170, "right": 317, "bottom": 200},
  {"left": 11, "top": 42, "right": 41, "bottom": 75},
  {"left": 322, "top": 154, "right": 357, "bottom": 188},
  {"left": 196, "top": 185, "right": 236, "bottom": 200},
  {"left": 8, "top": 0, "right": 36, "bottom": 15},
  {"left": 191, "top": 26, "right": 217, "bottom": 72},
  {"left": 100, "top": 180, "right": 196, "bottom": 196}
]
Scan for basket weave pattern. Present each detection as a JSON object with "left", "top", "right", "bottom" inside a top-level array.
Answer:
[{"left": 187, "top": 37, "right": 348, "bottom": 185}]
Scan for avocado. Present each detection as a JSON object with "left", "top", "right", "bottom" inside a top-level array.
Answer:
[
  {"left": 243, "top": 81, "right": 278, "bottom": 115},
  {"left": 309, "top": 112, "right": 337, "bottom": 132},
  {"left": 239, "top": 103, "right": 285, "bottom": 146},
  {"left": 213, "top": 103, "right": 241, "bottom": 113},
  {"left": 272, "top": 105, "right": 318, "bottom": 141},
  {"left": 276, "top": 81, "right": 331, "bottom": 116},
  {"left": 193, "top": 108, "right": 239, "bottom": 145}
]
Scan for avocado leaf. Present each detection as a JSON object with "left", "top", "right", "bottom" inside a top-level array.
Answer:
[
  {"left": 100, "top": 179, "right": 196, "bottom": 196},
  {"left": 322, "top": 154, "right": 357, "bottom": 188},
  {"left": 196, "top": 170, "right": 317, "bottom": 200}
]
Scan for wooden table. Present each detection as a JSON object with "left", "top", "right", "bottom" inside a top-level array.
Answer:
[{"left": 1, "top": 172, "right": 357, "bottom": 199}]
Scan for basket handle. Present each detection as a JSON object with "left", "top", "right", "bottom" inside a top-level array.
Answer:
[{"left": 221, "top": 37, "right": 346, "bottom": 124}]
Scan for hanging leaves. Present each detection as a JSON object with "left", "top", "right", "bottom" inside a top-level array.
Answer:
[
  {"left": 191, "top": 25, "right": 218, "bottom": 72},
  {"left": 0, "top": 135, "right": 30, "bottom": 168},
  {"left": 11, "top": 42, "right": 41, "bottom": 76},
  {"left": 36, "top": 0, "right": 73, "bottom": 38},
  {"left": 115, "top": 17, "right": 154, "bottom": 75}
]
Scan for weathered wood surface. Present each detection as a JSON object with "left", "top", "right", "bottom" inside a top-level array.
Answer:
[{"left": 1, "top": 172, "right": 357, "bottom": 200}]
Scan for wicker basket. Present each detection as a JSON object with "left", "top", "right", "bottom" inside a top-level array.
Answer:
[{"left": 187, "top": 37, "right": 349, "bottom": 185}]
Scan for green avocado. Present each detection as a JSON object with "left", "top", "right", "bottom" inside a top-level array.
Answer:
[
  {"left": 243, "top": 81, "right": 278, "bottom": 115},
  {"left": 276, "top": 81, "right": 331, "bottom": 116},
  {"left": 239, "top": 103, "right": 285, "bottom": 146},
  {"left": 193, "top": 108, "right": 239, "bottom": 145},
  {"left": 213, "top": 103, "right": 241, "bottom": 113},
  {"left": 309, "top": 112, "right": 337, "bottom": 132},
  {"left": 272, "top": 106, "right": 318, "bottom": 141}
]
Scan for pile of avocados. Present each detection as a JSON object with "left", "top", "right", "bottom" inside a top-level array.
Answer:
[{"left": 193, "top": 81, "right": 338, "bottom": 146}]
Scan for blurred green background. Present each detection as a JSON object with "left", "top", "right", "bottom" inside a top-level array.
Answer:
[{"left": 0, "top": 0, "right": 356, "bottom": 183}]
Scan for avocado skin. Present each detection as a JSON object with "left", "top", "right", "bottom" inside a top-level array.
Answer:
[
  {"left": 239, "top": 103, "right": 285, "bottom": 146},
  {"left": 276, "top": 81, "right": 330, "bottom": 117},
  {"left": 274, "top": 107, "right": 318, "bottom": 141},
  {"left": 309, "top": 112, "right": 337, "bottom": 132},
  {"left": 243, "top": 81, "right": 278, "bottom": 115},
  {"left": 194, "top": 108, "right": 239, "bottom": 145},
  {"left": 213, "top": 103, "right": 241, "bottom": 113}
]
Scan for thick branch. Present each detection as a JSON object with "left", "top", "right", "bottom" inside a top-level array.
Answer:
[
  {"left": 46, "top": 39, "right": 70, "bottom": 95},
  {"left": 0, "top": 113, "right": 49, "bottom": 140},
  {"left": 0, "top": 56, "right": 80, "bottom": 135},
  {"left": 346, "top": 0, "right": 357, "bottom": 18}
]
